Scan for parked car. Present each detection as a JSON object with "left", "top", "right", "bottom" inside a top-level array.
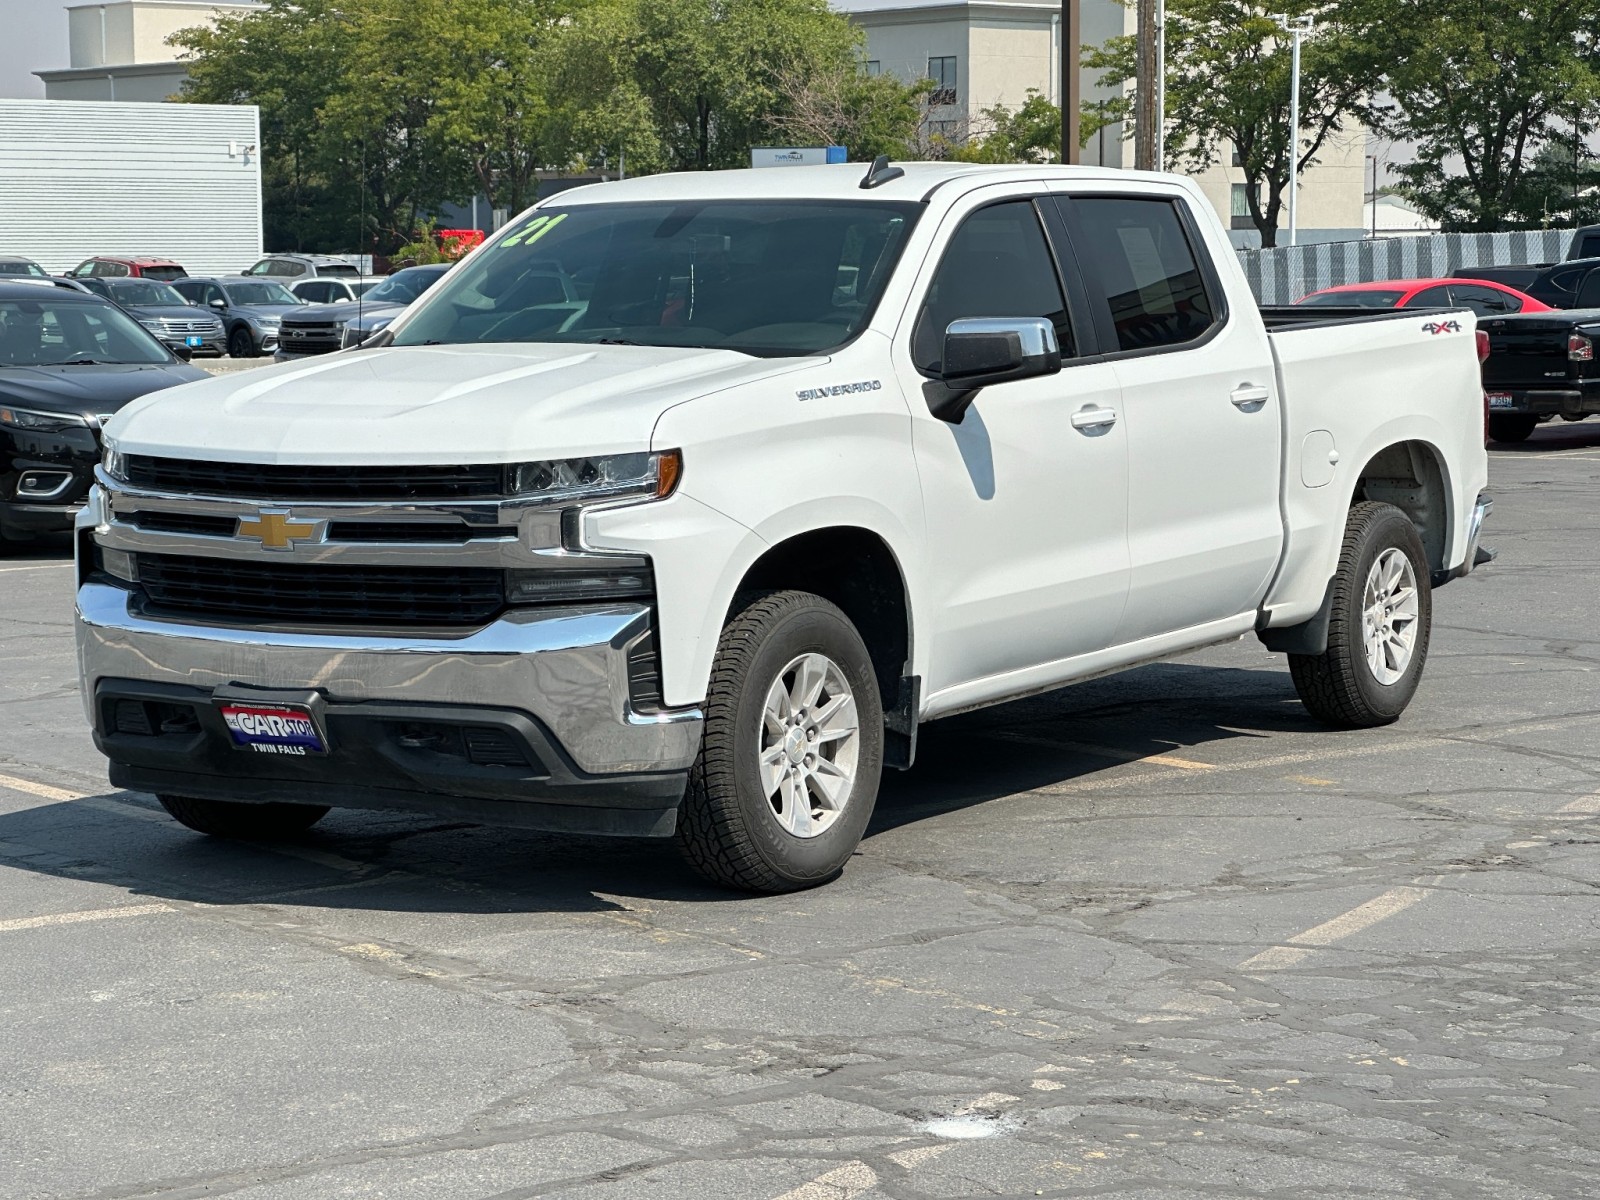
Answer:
[
  {"left": 0, "top": 255, "right": 48, "bottom": 278},
  {"left": 243, "top": 254, "right": 361, "bottom": 280},
  {"left": 288, "top": 277, "right": 383, "bottom": 304},
  {"left": 74, "top": 277, "right": 225, "bottom": 358},
  {"left": 1454, "top": 259, "right": 1600, "bottom": 309},
  {"left": 1567, "top": 226, "right": 1600, "bottom": 261},
  {"left": 80, "top": 163, "right": 1491, "bottom": 892},
  {"left": 68, "top": 256, "right": 188, "bottom": 282},
  {"left": 275, "top": 263, "right": 453, "bottom": 359},
  {"left": 1297, "top": 277, "right": 1552, "bottom": 316},
  {"left": 170, "top": 276, "right": 302, "bottom": 358},
  {"left": 1475, "top": 308, "right": 1600, "bottom": 442},
  {"left": 0, "top": 280, "right": 204, "bottom": 546}
]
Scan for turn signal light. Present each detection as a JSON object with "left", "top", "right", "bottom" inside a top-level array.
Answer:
[{"left": 1476, "top": 330, "right": 1490, "bottom": 362}]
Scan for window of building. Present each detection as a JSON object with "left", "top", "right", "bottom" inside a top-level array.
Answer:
[
  {"left": 1230, "top": 183, "right": 1256, "bottom": 230},
  {"left": 864, "top": 60, "right": 881, "bottom": 77},
  {"left": 1071, "top": 197, "right": 1219, "bottom": 353},
  {"left": 927, "top": 56, "right": 957, "bottom": 105}
]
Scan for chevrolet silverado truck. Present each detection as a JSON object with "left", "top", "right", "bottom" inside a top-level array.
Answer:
[{"left": 76, "top": 162, "right": 1493, "bottom": 893}]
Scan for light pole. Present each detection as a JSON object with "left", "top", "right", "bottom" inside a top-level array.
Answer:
[
  {"left": 1060, "top": 0, "right": 1081, "bottom": 164},
  {"left": 1154, "top": 0, "right": 1165, "bottom": 171},
  {"left": 1273, "top": 13, "right": 1315, "bottom": 246}
]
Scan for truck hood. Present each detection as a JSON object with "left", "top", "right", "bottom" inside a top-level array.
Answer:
[{"left": 107, "top": 343, "right": 820, "bottom": 464}]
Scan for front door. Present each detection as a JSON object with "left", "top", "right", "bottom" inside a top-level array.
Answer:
[{"left": 897, "top": 194, "right": 1131, "bottom": 705}]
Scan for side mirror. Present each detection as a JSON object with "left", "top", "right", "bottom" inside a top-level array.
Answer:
[
  {"left": 926, "top": 317, "right": 1062, "bottom": 423},
  {"left": 172, "top": 343, "right": 194, "bottom": 362},
  {"left": 209, "top": 298, "right": 226, "bottom": 310}
]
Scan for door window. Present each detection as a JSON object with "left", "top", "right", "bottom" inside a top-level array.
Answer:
[
  {"left": 1449, "top": 284, "right": 1519, "bottom": 315},
  {"left": 1409, "top": 285, "right": 1455, "bottom": 308},
  {"left": 297, "top": 281, "right": 329, "bottom": 303},
  {"left": 1071, "top": 197, "right": 1218, "bottom": 352},
  {"left": 172, "top": 281, "right": 201, "bottom": 304},
  {"left": 205, "top": 284, "right": 227, "bottom": 308},
  {"left": 911, "top": 200, "right": 1073, "bottom": 374},
  {"left": 1575, "top": 270, "right": 1600, "bottom": 309}
]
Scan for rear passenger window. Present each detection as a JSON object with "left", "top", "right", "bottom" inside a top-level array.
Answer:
[
  {"left": 911, "top": 199, "right": 1073, "bottom": 374},
  {"left": 1071, "top": 197, "right": 1218, "bottom": 352},
  {"left": 1409, "top": 285, "right": 1455, "bottom": 308}
]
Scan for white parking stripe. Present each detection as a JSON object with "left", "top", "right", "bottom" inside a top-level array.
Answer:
[
  {"left": 771, "top": 1162, "right": 878, "bottom": 1200},
  {"left": 1557, "top": 793, "right": 1600, "bottom": 815},
  {"left": 1240, "top": 886, "right": 1432, "bottom": 971},
  {"left": 0, "top": 772, "right": 84, "bottom": 802},
  {"left": 0, "top": 563, "right": 72, "bottom": 574},
  {"left": 0, "top": 903, "right": 171, "bottom": 932}
]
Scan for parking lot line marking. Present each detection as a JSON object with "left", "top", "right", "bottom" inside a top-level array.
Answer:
[
  {"left": 1557, "top": 793, "right": 1600, "bottom": 815},
  {"left": 0, "top": 902, "right": 171, "bottom": 932},
  {"left": 0, "top": 772, "right": 85, "bottom": 802},
  {"left": 886, "top": 1145, "right": 949, "bottom": 1169},
  {"left": 1285, "top": 775, "right": 1337, "bottom": 786},
  {"left": 1240, "top": 886, "right": 1432, "bottom": 971},
  {"left": 992, "top": 733, "right": 1214, "bottom": 770},
  {"left": 771, "top": 1161, "right": 878, "bottom": 1200},
  {"left": 0, "top": 563, "right": 72, "bottom": 574}
]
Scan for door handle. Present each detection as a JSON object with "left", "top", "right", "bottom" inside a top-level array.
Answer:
[
  {"left": 1070, "top": 406, "right": 1118, "bottom": 431},
  {"left": 1231, "top": 385, "right": 1271, "bottom": 410}
]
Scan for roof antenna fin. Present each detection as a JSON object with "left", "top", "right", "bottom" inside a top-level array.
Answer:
[{"left": 860, "top": 155, "right": 905, "bottom": 190}]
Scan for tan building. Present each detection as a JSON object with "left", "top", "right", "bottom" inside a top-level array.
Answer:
[
  {"left": 838, "top": 0, "right": 1366, "bottom": 247},
  {"left": 35, "top": 0, "right": 261, "bottom": 102}
]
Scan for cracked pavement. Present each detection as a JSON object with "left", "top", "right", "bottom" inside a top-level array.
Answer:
[{"left": 3, "top": 426, "right": 1600, "bottom": 1198}]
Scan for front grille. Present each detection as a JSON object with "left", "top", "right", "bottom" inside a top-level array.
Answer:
[
  {"left": 122, "top": 456, "right": 507, "bottom": 501},
  {"left": 159, "top": 319, "right": 220, "bottom": 335},
  {"left": 134, "top": 552, "right": 505, "bottom": 627},
  {"left": 279, "top": 323, "right": 342, "bottom": 354},
  {"left": 626, "top": 627, "right": 664, "bottom": 709},
  {"left": 125, "top": 511, "right": 236, "bottom": 537},
  {"left": 121, "top": 511, "right": 515, "bottom": 543}
]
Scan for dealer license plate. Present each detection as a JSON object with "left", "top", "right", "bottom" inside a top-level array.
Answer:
[
  {"left": 218, "top": 701, "right": 327, "bottom": 756},
  {"left": 1487, "top": 393, "right": 1515, "bottom": 409},
  {"left": 185, "top": 335, "right": 205, "bottom": 347}
]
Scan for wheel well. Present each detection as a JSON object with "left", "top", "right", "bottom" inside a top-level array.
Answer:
[
  {"left": 1352, "top": 440, "right": 1448, "bottom": 574},
  {"left": 732, "top": 527, "right": 912, "bottom": 712}
]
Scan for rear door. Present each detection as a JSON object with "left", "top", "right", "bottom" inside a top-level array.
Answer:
[{"left": 1056, "top": 190, "right": 1282, "bottom": 643}]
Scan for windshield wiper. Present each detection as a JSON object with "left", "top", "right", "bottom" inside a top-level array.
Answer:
[
  {"left": 47, "top": 357, "right": 118, "bottom": 366},
  {"left": 593, "top": 337, "right": 643, "bottom": 346}
]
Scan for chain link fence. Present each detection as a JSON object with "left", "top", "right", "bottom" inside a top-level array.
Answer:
[{"left": 1237, "top": 229, "right": 1576, "bottom": 305}]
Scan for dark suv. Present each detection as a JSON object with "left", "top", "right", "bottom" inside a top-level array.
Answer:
[
  {"left": 1455, "top": 259, "right": 1600, "bottom": 309},
  {"left": 171, "top": 277, "right": 303, "bottom": 358},
  {"left": 75, "top": 278, "right": 225, "bottom": 357}
]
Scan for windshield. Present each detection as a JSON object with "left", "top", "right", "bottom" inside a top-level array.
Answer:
[
  {"left": 366, "top": 269, "right": 442, "bottom": 306},
  {"left": 0, "top": 261, "right": 46, "bottom": 277},
  {"left": 352, "top": 280, "right": 382, "bottom": 296},
  {"left": 224, "top": 282, "right": 299, "bottom": 306},
  {"left": 108, "top": 280, "right": 188, "bottom": 306},
  {"left": 1298, "top": 289, "right": 1406, "bottom": 309},
  {"left": 0, "top": 297, "right": 171, "bottom": 365},
  {"left": 393, "top": 200, "right": 922, "bottom": 357}
]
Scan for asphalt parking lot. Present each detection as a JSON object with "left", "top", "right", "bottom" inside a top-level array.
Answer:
[{"left": 4, "top": 426, "right": 1600, "bottom": 1200}]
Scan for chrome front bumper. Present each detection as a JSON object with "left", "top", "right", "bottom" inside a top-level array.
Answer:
[{"left": 75, "top": 582, "right": 702, "bottom": 776}]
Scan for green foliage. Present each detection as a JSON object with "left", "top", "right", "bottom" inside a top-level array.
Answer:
[
  {"left": 1086, "top": 0, "right": 1376, "bottom": 249},
  {"left": 173, "top": 0, "right": 920, "bottom": 251},
  {"left": 951, "top": 91, "right": 1061, "bottom": 164},
  {"left": 1375, "top": 0, "right": 1600, "bottom": 231}
]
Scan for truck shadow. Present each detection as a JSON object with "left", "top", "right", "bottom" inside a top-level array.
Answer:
[
  {"left": 0, "top": 662, "right": 1309, "bottom": 914},
  {"left": 1489, "top": 423, "right": 1600, "bottom": 453}
]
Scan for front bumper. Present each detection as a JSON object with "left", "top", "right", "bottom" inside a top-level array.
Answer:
[{"left": 76, "top": 582, "right": 703, "bottom": 835}]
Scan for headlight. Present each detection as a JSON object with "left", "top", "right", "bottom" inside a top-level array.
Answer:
[
  {"left": 0, "top": 405, "right": 89, "bottom": 433},
  {"left": 137, "top": 319, "right": 165, "bottom": 332},
  {"left": 257, "top": 317, "right": 281, "bottom": 329},
  {"left": 506, "top": 450, "right": 681, "bottom": 504},
  {"left": 102, "top": 438, "right": 126, "bottom": 480}
]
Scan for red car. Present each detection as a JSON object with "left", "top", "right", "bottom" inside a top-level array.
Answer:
[
  {"left": 67, "top": 255, "right": 187, "bottom": 282},
  {"left": 1296, "top": 277, "right": 1552, "bottom": 316}
]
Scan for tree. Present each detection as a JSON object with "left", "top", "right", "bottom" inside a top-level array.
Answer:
[
  {"left": 952, "top": 91, "right": 1062, "bottom": 163},
  {"left": 1085, "top": 1, "right": 1376, "bottom": 248},
  {"left": 770, "top": 62, "right": 932, "bottom": 161},
  {"left": 1375, "top": 0, "right": 1600, "bottom": 231}
]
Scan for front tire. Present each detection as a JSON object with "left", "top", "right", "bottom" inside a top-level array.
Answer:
[
  {"left": 227, "top": 326, "right": 258, "bottom": 359},
  {"left": 158, "top": 794, "right": 329, "bottom": 839},
  {"left": 676, "top": 591, "right": 883, "bottom": 893},
  {"left": 1289, "top": 501, "right": 1432, "bottom": 728},
  {"left": 1488, "top": 413, "right": 1538, "bottom": 443}
]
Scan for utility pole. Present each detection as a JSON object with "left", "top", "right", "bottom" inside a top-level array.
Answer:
[
  {"left": 1154, "top": 0, "right": 1165, "bottom": 171},
  {"left": 1060, "top": 1, "right": 1080, "bottom": 164},
  {"left": 1274, "top": 13, "right": 1315, "bottom": 246},
  {"left": 1135, "top": 0, "right": 1158, "bottom": 170}
]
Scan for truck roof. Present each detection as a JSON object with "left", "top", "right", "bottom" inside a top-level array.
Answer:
[{"left": 541, "top": 162, "right": 1160, "bottom": 206}]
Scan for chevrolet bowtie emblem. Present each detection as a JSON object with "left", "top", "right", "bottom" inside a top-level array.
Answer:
[{"left": 237, "top": 511, "right": 321, "bottom": 551}]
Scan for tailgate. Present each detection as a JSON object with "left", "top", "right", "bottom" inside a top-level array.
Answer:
[{"left": 1480, "top": 315, "right": 1579, "bottom": 389}]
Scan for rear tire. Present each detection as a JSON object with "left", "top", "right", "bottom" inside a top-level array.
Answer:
[
  {"left": 227, "top": 326, "right": 257, "bottom": 359},
  {"left": 158, "top": 794, "right": 329, "bottom": 839},
  {"left": 1488, "top": 413, "right": 1538, "bottom": 443},
  {"left": 1289, "top": 502, "right": 1432, "bottom": 728},
  {"left": 676, "top": 591, "right": 883, "bottom": 893}
]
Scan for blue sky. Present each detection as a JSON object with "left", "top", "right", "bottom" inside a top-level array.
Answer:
[{"left": 0, "top": 0, "right": 68, "bottom": 98}]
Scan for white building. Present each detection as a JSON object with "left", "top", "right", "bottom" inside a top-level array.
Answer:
[
  {"left": 0, "top": 98, "right": 263, "bottom": 273},
  {"left": 837, "top": 0, "right": 1367, "bottom": 247},
  {"left": 35, "top": 0, "right": 261, "bottom": 102}
]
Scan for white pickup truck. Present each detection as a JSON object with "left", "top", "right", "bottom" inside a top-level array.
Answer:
[{"left": 77, "top": 162, "right": 1492, "bottom": 892}]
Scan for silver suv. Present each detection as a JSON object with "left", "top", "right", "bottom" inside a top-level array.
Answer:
[{"left": 243, "top": 254, "right": 362, "bottom": 280}]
